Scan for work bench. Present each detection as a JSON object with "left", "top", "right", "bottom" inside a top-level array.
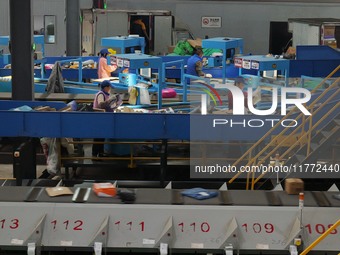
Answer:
[
  {"left": 202, "top": 37, "right": 244, "bottom": 83},
  {"left": 101, "top": 36, "right": 145, "bottom": 54},
  {"left": 235, "top": 55, "right": 290, "bottom": 86}
]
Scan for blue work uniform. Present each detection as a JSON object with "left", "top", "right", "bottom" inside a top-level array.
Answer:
[
  {"left": 186, "top": 54, "right": 203, "bottom": 76},
  {"left": 186, "top": 54, "right": 204, "bottom": 84}
]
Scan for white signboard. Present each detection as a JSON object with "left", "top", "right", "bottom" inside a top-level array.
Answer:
[
  {"left": 242, "top": 59, "right": 251, "bottom": 69},
  {"left": 110, "top": 56, "right": 117, "bottom": 65},
  {"left": 201, "top": 17, "right": 222, "bottom": 28},
  {"left": 116, "top": 58, "right": 124, "bottom": 67},
  {"left": 251, "top": 60, "right": 260, "bottom": 70},
  {"left": 234, "top": 58, "right": 243, "bottom": 68}
]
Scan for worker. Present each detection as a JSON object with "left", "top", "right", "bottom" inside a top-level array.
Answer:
[
  {"left": 92, "top": 80, "right": 122, "bottom": 157},
  {"left": 228, "top": 77, "right": 248, "bottom": 110},
  {"left": 98, "top": 48, "right": 117, "bottom": 79},
  {"left": 130, "top": 17, "right": 150, "bottom": 53},
  {"left": 335, "top": 26, "right": 340, "bottom": 48},
  {"left": 187, "top": 47, "right": 205, "bottom": 77},
  {"left": 93, "top": 80, "right": 122, "bottom": 112},
  {"left": 132, "top": 18, "right": 150, "bottom": 41},
  {"left": 186, "top": 47, "right": 212, "bottom": 82}
]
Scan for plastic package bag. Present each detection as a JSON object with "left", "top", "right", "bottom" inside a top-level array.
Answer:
[
  {"left": 139, "top": 87, "right": 151, "bottom": 105},
  {"left": 181, "top": 188, "right": 218, "bottom": 200},
  {"left": 128, "top": 86, "right": 138, "bottom": 105},
  {"left": 61, "top": 138, "right": 75, "bottom": 155},
  {"left": 40, "top": 137, "right": 59, "bottom": 175},
  {"left": 109, "top": 94, "right": 123, "bottom": 110}
]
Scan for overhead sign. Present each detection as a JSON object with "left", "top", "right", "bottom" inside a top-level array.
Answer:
[{"left": 201, "top": 17, "right": 222, "bottom": 28}]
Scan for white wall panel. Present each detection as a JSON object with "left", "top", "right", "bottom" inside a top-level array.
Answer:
[
  {"left": 0, "top": 0, "right": 340, "bottom": 55},
  {"left": 0, "top": 0, "right": 10, "bottom": 37},
  {"left": 32, "top": 0, "right": 66, "bottom": 56}
]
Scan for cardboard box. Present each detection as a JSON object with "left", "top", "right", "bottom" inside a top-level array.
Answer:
[
  {"left": 285, "top": 178, "right": 304, "bottom": 195},
  {"left": 323, "top": 26, "right": 335, "bottom": 39},
  {"left": 168, "top": 45, "right": 176, "bottom": 53},
  {"left": 187, "top": 38, "right": 202, "bottom": 48}
]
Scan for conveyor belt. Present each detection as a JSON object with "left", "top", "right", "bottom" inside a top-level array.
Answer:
[
  {"left": 0, "top": 186, "right": 339, "bottom": 252},
  {"left": 0, "top": 186, "right": 339, "bottom": 207}
]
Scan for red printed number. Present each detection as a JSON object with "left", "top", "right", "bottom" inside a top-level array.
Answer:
[
  {"left": 50, "top": 220, "right": 83, "bottom": 231},
  {"left": 0, "top": 219, "right": 20, "bottom": 230},
  {"left": 242, "top": 223, "right": 274, "bottom": 234},
  {"left": 114, "top": 221, "right": 145, "bottom": 232},
  {"left": 305, "top": 224, "right": 338, "bottom": 235},
  {"left": 178, "top": 222, "right": 211, "bottom": 233}
]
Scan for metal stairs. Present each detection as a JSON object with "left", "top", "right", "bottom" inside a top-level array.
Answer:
[
  {"left": 285, "top": 113, "right": 340, "bottom": 166},
  {"left": 228, "top": 65, "right": 340, "bottom": 190}
]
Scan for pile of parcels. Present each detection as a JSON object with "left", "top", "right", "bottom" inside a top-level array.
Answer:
[
  {"left": 44, "top": 182, "right": 136, "bottom": 204},
  {"left": 168, "top": 38, "right": 222, "bottom": 56}
]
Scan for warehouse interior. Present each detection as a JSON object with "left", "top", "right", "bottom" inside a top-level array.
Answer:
[{"left": 0, "top": 0, "right": 340, "bottom": 254}]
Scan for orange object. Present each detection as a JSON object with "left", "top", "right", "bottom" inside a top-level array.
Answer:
[
  {"left": 299, "top": 192, "right": 304, "bottom": 209},
  {"left": 299, "top": 192, "right": 304, "bottom": 201},
  {"left": 93, "top": 183, "right": 117, "bottom": 197}
]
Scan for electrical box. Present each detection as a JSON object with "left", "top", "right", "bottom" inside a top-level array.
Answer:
[
  {"left": 207, "top": 56, "right": 222, "bottom": 67},
  {"left": 119, "top": 73, "right": 137, "bottom": 86}
]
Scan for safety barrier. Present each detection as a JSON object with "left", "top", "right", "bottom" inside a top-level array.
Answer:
[
  {"left": 300, "top": 219, "right": 340, "bottom": 255},
  {"left": 59, "top": 140, "right": 253, "bottom": 182}
]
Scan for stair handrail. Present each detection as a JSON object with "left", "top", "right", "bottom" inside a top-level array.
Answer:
[
  {"left": 252, "top": 100, "right": 340, "bottom": 187},
  {"left": 228, "top": 65, "right": 340, "bottom": 185},
  {"left": 249, "top": 78, "right": 340, "bottom": 189},
  {"left": 251, "top": 78, "right": 339, "bottom": 187},
  {"left": 300, "top": 219, "right": 340, "bottom": 255},
  {"left": 253, "top": 78, "right": 340, "bottom": 169},
  {"left": 250, "top": 78, "right": 340, "bottom": 189},
  {"left": 310, "top": 65, "right": 340, "bottom": 93}
]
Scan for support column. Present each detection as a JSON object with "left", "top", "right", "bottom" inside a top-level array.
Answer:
[
  {"left": 66, "top": 0, "right": 81, "bottom": 56},
  {"left": 9, "top": 0, "right": 34, "bottom": 101}
]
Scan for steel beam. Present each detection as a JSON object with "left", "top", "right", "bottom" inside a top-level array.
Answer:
[
  {"left": 9, "top": 0, "right": 34, "bottom": 101},
  {"left": 66, "top": 0, "right": 81, "bottom": 56}
]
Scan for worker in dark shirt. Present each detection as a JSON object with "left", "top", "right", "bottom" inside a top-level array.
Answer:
[{"left": 130, "top": 17, "right": 150, "bottom": 53}]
